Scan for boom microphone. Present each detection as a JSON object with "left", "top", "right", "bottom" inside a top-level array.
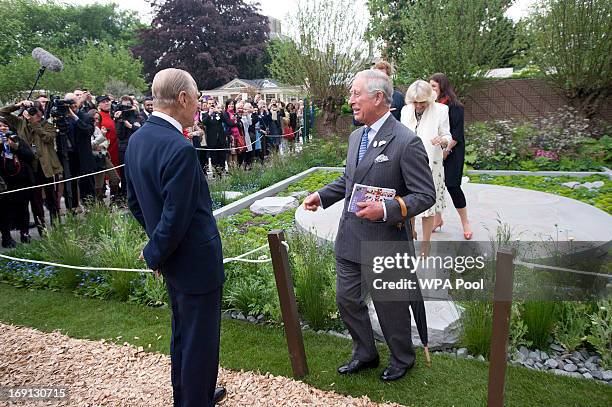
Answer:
[{"left": 32, "top": 48, "right": 64, "bottom": 72}]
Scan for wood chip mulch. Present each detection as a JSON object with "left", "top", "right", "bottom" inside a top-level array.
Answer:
[{"left": 0, "top": 323, "right": 402, "bottom": 406}]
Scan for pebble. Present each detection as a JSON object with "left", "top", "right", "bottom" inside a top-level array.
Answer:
[
  {"left": 457, "top": 348, "right": 468, "bottom": 358},
  {"left": 603, "top": 370, "right": 612, "bottom": 381},
  {"left": 550, "top": 344, "right": 565, "bottom": 353}
]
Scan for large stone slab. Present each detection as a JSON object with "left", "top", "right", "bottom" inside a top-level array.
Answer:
[
  {"left": 250, "top": 196, "right": 298, "bottom": 215},
  {"left": 367, "top": 300, "right": 463, "bottom": 349}
]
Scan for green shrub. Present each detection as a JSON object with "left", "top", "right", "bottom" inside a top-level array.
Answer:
[
  {"left": 131, "top": 274, "right": 169, "bottom": 307},
  {"left": 587, "top": 299, "right": 612, "bottom": 369},
  {"left": 509, "top": 303, "right": 532, "bottom": 351},
  {"left": 554, "top": 302, "right": 591, "bottom": 350}
]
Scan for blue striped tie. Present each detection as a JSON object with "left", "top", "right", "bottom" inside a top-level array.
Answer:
[{"left": 357, "top": 126, "right": 369, "bottom": 164}]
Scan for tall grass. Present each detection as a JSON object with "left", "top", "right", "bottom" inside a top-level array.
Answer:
[
  {"left": 522, "top": 301, "right": 559, "bottom": 349},
  {"left": 461, "top": 301, "right": 493, "bottom": 357},
  {"left": 95, "top": 214, "right": 147, "bottom": 301},
  {"left": 38, "top": 214, "right": 86, "bottom": 290},
  {"left": 288, "top": 231, "right": 336, "bottom": 331}
]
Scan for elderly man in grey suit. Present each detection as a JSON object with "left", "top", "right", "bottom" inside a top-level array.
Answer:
[{"left": 303, "top": 69, "right": 435, "bottom": 381}]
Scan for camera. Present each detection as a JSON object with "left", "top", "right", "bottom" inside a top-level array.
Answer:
[{"left": 47, "top": 96, "right": 73, "bottom": 118}]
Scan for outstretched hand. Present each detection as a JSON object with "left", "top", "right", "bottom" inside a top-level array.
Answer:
[{"left": 303, "top": 193, "right": 321, "bottom": 211}]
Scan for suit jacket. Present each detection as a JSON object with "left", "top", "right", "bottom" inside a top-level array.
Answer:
[
  {"left": 318, "top": 115, "right": 435, "bottom": 263},
  {"left": 125, "top": 115, "right": 225, "bottom": 294}
]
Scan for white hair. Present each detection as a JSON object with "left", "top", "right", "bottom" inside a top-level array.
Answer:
[
  {"left": 152, "top": 68, "right": 198, "bottom": 108},
  {"left": 353, "top": 69, "right": 393, "bottom": 105},
  {"left": 405, "top": 80, "right": 436, "bottom": 105}
]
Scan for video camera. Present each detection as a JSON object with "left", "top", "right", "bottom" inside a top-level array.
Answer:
[
  {"left": 46, "top": 96, "right": 74, "bottom": 119},
  {"left": 112, "top": 101, "right": 137, "bottom": 121}
]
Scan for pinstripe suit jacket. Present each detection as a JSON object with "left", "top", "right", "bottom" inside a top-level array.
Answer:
[{"left": 318, "top": 114, "right": 435, "bottom": 263}]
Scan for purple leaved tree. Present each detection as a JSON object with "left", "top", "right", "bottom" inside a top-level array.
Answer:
[{"left": 133, "top": 0, "right": 270, "bottom": 89}]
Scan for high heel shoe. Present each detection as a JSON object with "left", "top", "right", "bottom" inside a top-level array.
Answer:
[
  {"left": 432, "top": 219, "right": 443, "bottom": 233},
  {"left": 463, "top": 231, "right": 473, "bottom": 240}
]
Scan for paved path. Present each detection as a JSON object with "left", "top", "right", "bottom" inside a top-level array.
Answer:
[{"left": 296, "top": 183, "right": 612, "bottom": 242}]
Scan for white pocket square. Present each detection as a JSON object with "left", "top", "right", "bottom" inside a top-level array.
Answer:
[{"left": 374, "top": 154, "right": 389, "bottom": 163}]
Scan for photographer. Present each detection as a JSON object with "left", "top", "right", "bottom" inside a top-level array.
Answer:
[
  {"left": 0, "top": 116, "right": 35, "bottom": 247},
  {"left": 96, "top": 95, "right": 119, "bottom": 169},
  {"left": 64, "top": 92, "right": 96, "bottom": 207},
  {"left": 0, "top": 99, "right": 62, "bottom": 231},
  {"left": 114, "top": 95, "right": 141, "bottom": 198},
  {"left": 90, "top": 110, "right": 120, "bottom": 202},
  {"left": 201, "top": 100, "right": 227, "bottom": 176}
]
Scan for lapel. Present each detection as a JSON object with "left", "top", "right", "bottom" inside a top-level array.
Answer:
[
  {"left": 353, "top": 115, "right": 397, "bottom": 185},
  {"left": 148, "top": 115, "right": 184, "bottom": 137},
  {"left": 346, "top": 128, "right": 362, "bottom": 180}
]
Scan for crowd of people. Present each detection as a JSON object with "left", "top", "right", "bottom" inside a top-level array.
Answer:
[{"left": 0, "top": 88, "right": 304, "bottom": 248}]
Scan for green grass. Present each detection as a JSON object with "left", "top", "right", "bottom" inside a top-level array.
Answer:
[{"left": 0, "top": 283, "right": 609, "bottom": 407}]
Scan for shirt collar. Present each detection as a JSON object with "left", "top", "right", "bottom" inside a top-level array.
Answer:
[
  {"left": 366, "top": 111, "right": 391, "bottom": 143},
  {"left": 152, "top": 111, "right": 183, "bottom": 133}
]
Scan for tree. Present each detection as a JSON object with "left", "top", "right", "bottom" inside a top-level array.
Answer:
[
  {"left": 133, "top": 0, "right": 270, "bottom": 90},
  {"left": 0, "top": 42, "right": 147, "bottom": 101},
  {"left": 526, "top": 0, "right": 612, "bottom": 116},
  {"left": 0, "top": 0, "right": 144, "bottom": 64},
  {"left": 366, "top": 0, "right": 416, "bottom": 65},
  {"left": 267, "top": 0, "right": 370, "bottom": 125},
  {"left": 392, "top": 0, "right": 514, "bottom": 93}
]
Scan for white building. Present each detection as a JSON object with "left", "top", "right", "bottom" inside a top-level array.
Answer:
[{"left": 200, "top": 78, "right": 303, "bottom": 105}]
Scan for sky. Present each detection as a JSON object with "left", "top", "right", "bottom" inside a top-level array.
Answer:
[{"left": 72, "top": 0, "right": 540, "bottom": 27}]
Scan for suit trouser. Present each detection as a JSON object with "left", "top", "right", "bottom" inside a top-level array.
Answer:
[
  {"left": 336, "top": 256, "right": 416, "bottom": 368},
  {"left": 166, "top": 282, "right": 221, "bottom": 407}
]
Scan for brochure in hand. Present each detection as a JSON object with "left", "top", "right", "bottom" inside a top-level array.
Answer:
[{"left": 348, "top": 183, "right": 396, "bottom": 213}]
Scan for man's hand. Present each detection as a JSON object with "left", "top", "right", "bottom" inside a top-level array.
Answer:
[
  {"left": 18, "top": 100, "right": 33, "bottom": 108},
  {"left": 355, "top": 201, "right": 384, "bottom": 221},
  {"left": 303, "top": 193, "right": 321, "bottom": 211},
  {"left": 114, "top": 111, "right": 122, "bottom": 120},
  {"left": 139, "top": 250, "right": 159, "bottom": 278}
]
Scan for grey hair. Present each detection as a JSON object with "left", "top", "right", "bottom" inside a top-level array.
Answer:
[
  {"left": 353, "top": 69, "right": 393, "bottom": 105},
  {"left": 405, "top": 80, "right": 436, "bottom": 105},
  {"left": 152, "top": 68, "right": 199, "bottom": 108}
]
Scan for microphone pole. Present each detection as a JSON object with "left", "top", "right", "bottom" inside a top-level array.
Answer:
[{"left": 17, "top": 66, "right": 46, "bottom": 117}]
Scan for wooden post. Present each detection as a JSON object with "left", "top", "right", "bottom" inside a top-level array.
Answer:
[
  {"left": 487, "top": 248, "right": 515, "bottom": 407},
  {"left": 267, "top": 230, "right": 309, "bottom": 378}
]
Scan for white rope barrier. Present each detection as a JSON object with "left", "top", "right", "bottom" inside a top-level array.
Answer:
[
  {"left": 0, "top": 241, "right": 284, "bottom": 273},
  {"left": 0, "top": 165, "right": 125, "bottom": 195}
]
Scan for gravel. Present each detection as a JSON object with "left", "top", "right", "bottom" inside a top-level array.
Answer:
[{"left": 0, "top": 323, "right": 400, "bottom": 407}]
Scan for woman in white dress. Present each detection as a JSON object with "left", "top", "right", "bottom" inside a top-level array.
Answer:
[{"left": 400, "top": 80, "right": 452, "bottom": 250}]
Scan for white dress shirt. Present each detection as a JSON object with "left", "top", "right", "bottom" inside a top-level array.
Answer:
[{"left": 152, "top": 111, "right": 183, "bottom": 133}]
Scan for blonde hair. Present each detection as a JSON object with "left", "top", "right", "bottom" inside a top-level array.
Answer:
[
  {"left": 405, "top": 80, "right": 436, "bottom": 105},
  {"left": 152, "top": 68, "right": 198, "bottom": 109}
]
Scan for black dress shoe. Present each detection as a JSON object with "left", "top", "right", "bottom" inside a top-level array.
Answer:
[
  {"left": 380, "top": 363, "right": 413, "bottom": 381},
  {"left": 337, "top": 356, "right": 380, "bottom": 374},
  {"left": 214, "top": 386, "right": 226, "bottom": 404}
]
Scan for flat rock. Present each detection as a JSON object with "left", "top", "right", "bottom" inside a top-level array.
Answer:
[
  {"left": 550, "top": 344, "right": 565, "bottom": 353},
  {"left": 603, "top": 370, "right": 612, "bottom": 381},
  {"left": 562, "top": 181, "right": 581, "bottom": 189},
  {"left": 564, "top": 363, "right": 578, "bottom": 372},
  {"left": 545, "top": 359, "right": 558, "bottom": 369},
  {"left": 290, "top": 190, "right": 310, "bottom": 199},
  {"left": 250, "top": 196, "right": 298, "bottom": 215},
  {"left": 222, "top": 191, "right": 243, "bottom": 200},
  {"left": 457, "top": 348, "right": 469, "bottom": 358}
]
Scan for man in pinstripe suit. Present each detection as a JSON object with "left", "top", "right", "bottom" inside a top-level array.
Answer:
[{"left": 303, "top": 69, "right": 435, "bottom": 381}]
